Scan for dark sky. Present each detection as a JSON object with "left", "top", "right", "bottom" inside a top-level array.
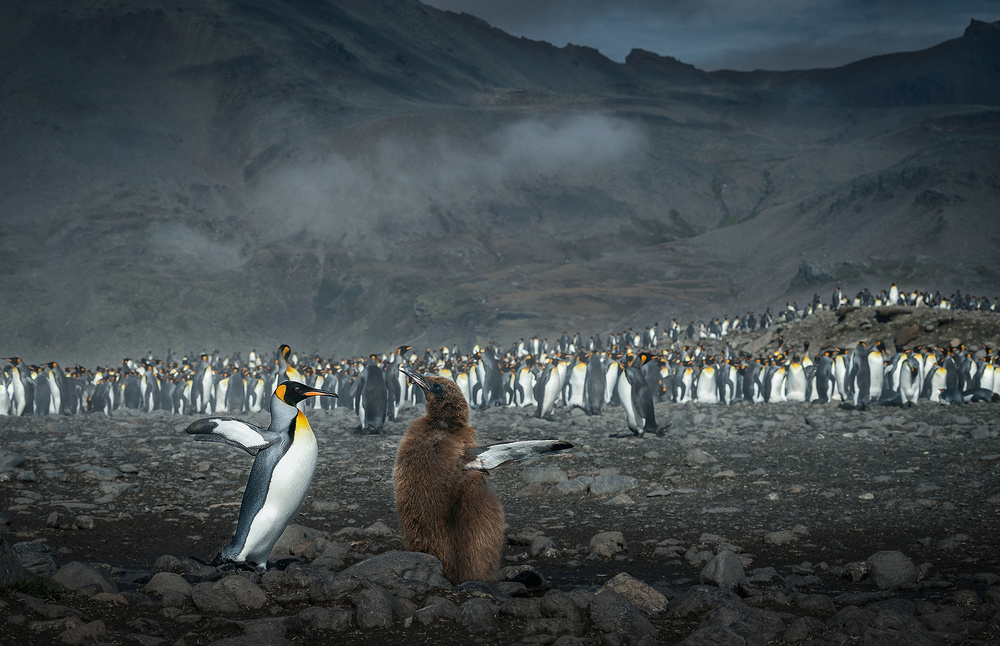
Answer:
[{"left": 421, "top": 0, "right": 1000, "bottom": 71}]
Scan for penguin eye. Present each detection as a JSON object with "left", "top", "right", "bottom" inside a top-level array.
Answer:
[{"left": 432, "top": 384, "right": 444, "bottom": 396}]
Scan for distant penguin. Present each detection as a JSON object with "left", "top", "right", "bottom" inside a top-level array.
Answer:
[
  {"left": 564, "top": 357, "right": 588, "bottom": 410},
  {"left": 584, "top": 353, "right": 605, "bottom": 415},
  {"left": 477, "top": 347, "right": 506, "bottom": 408},
  {"left": 511, "top": 358, "right": 537, "bottom": 408},
  {"left": 387, "top": 346, "right": 412, "bottom": 420},
  {"left": 5, "top": 358, "right": 28, "bottom": 416},
  {"left": 185, "top": 380, "right": 338, "bottom": 569},
  {"left": 785, "top": 361, "right": 808, "bottom": 403},
  {"left": 533, "top": 360, "right": 562, "bottom": 419},
  {"left": 395, "top": 366, "right": 570, "bottom": 584},
  {"left": 616, "top": 359, "right": 660, "bottom": 437},
  {"left": 354, "top": 357, "right": 389, "bottom": 434},
  {"left": 695, "top": 364, "right": 719, "bottom": 404}
]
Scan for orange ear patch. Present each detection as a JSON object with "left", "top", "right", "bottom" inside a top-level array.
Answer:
[{"left": 275, "top": 383, "right": 286, "bottom": 401}]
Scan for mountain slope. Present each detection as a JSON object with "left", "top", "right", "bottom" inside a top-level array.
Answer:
[{"left": 0, "top": 1, "right": 997, "bottom": 365}]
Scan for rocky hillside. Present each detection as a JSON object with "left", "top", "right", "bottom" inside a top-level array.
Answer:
[{"left": 0, "top": 1, "right": 998, "bottom": 365}]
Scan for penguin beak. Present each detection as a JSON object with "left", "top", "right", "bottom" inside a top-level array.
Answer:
[
  {"left": 305, "top": 388, "right": 338, "bottom": 399},
  {"left": 400, "top": 365, "right": 431, "bottom": 392}
]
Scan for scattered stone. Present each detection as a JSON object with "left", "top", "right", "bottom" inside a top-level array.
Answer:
[
  {"left": 866, "top": 551, "right": 918, "bottom": 590},
  {"left": 602, "top": 572, "right": 669, "bottom": 615},
  {"left": 589, "top": 590, "right": 658, "bottom": 642},
  {"left": 685, "top": 448, "right": 718, "bottom": 466},
  {"left": 588, "top": 474, "right": 642, "bottom": 496},
  {"left": 699, "top": 550, "right": 745, "bottom": 588},
  {"left": 52, "top": 561, "right": 118, "bottom": 594},
  {"left": 588, "top": 531, "right": 626, "bottom": 559}
]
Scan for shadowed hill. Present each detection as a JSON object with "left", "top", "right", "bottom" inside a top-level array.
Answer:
[{"left": 0, "top": 1, "right": 997, "bottom": 366}]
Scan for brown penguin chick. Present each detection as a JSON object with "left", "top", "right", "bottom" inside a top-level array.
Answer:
[{"left": 394, "top": 366, "right": 505, "bottom": 584}]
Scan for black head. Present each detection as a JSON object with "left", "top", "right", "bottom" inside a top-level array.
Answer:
[{"left": 275, "top": 380, "right": 338, "bottom": 406}]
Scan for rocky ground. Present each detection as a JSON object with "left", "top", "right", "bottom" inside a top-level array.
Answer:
[{"left": 1, "top": 391, "right": 999, "bottom": 645}]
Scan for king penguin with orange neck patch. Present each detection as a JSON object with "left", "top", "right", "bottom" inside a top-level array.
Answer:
[{"left": 186, "top": 380, "right": 338, "bottom": 569}]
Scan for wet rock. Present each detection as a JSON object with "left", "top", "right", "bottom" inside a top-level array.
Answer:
[
  {"left": 588, "top": 531, "right": 626, "bottom": 559},
  {"left": 783, "top": 615, "right": 826, "bottom": 642},
  {"left": 589, "top": 474, "right": 642, "bottom": 496},
  {"left": 143, "top": 571, "right": 193, "bottom": 605},
  {"left": 866, "top": 551, "right": 918, "bottom": 590},
  {"left": 216, "top": 573, "right": 268, "bottom": 609},
  {"left": 588, "top": 590, "right": 658, "bottom": 642},
  {"left": 685, "top": 448, "right": 718, "bottom": 466},
  {"left": 52, "top": 561, "right": 118, "bottom": 594},
  {"left": 458, "top": 597, "right": 498, "bottom": 628},
  {"left": 191, "top": 581, "right": 240, "bottom": 614},
  {"left": 341, "top": 550, "right": 451, "bottom": 590},
  {"left": 13, "top": 541, "right": 58, "bottom": 577},
  {"left": 540, "top": 589, "right": 581, "bottom": 623},
  {"left": 522, "top": 467, "right": 568, "bottom": 484},
  {"left": 353, "top": 585, "right": 396, "bottom": 629},
  {"left": 57, "top": 619, "right": 107, "bottom": 645},
  {"left": 699, "top": 550, "right": 745, "bottom": 588},
  {"left": 602, "top": 572, "right": 669, "bottom": 615},
  {"left": 415, "top": 596, "right": 458, "bottom": 625},
  {"left": 0, "top": 449, "right": 26, "bottom": 473},
  {"left": 298, "top": 606, "right": 353, "bottom": 631}
]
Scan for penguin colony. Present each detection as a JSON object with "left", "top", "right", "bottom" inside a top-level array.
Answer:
[{"left": 1, "top": 284, "right": 998, "bottom": 430}]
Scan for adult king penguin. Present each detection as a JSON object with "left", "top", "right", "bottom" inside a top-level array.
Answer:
[
  {"left": 395, "top": 366, "right": 571, "bottom": 584},
  {"left": 185, "top": 380, "right": 338, "bottom": 569}
]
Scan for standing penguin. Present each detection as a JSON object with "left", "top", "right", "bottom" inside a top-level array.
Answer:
[
  {"left": 353, "top": 356, "right": 389, "bottom": 434},
  {"left": 395, "top": 366, "right": 570, "bottom": 584},
  {"left": 185, "top": 380, "right": 338, "bottom": 569}
]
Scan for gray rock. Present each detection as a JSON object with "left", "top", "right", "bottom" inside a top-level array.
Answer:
[
  {"left": 763, "top": 530, "right": 797, "bottom": 545},
  {"left": 0, "top": 524, "right": 26, "bottom": 586},
  {"left": 588, "top": 474, "right": 642, "bottom": 496},
  {"left": 415, "top": 596, "right": 458, "bottom": 625},
  {"left": 341, "top": 550, "right": 450, "bottom": 589},
  {"left": 524, "top": 617, "right": 584, "bottom": 637},
  {"left": 216, "top": 574, "right": 268, "bottom": 609},
  {"left": 457, "top": 597, "right": 498, "bottom": 628},
  {"left": 795, "top": 592, "right": 836, "bottom": 615},
  {"left": 191, "top": 581, "right": 240, "bottom": 614},
  {"left": 588, "top": 590, "right": 658, "bottom": 642},
  {"left": 866, "top": 551, "right": 918, "bottom": 590},
  {"left": 142, "top": 572, "right": 192, "bottom": 599},
  {"left": 73, "top": 464, "right": 123, "bottom": 481},
  {"left": 783, "top": 616, "right": 826, "bottom": 642},
  {"left": 52, "top": 561, "right": 118, "bottom": 594},
  {"left": 13, "top": 540, "right": 58, "bottom": 576},
  {"left": 556, "top": 478, "right": 590, "bottom": 495},
  {"left": 588, "top": 531, "right": 626, "bottom": 559},
  {"left": 699, "top": 550, "right": 745, "bottom": 588},
  {"left": 540, "top": 589, "right": 581, "bottom": 623},
  {"left": 685, "top": 448, "right": 718, "bottom": 466},
  {"left": 307, "top": 572, "right": 362, "bottom": 603},
  {"left": 0, "top": 449, "right": 26, "bottom": 472},
  {"left": 522, "top": 466, "right": 568, "bottom": 484},
  {"left": 353, "top": 585, "right": 396, "bottom": 629},
  {"left": 57, "top": 619, "right": 108, "bottom": 646},
  {"left": 299, "top": 606, "right": 353, "bottom": 631},
  {"left": 602, "top": 572, "right": 669, "bottom": 615}
]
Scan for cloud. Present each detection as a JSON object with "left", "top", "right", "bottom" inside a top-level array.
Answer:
[{"left": 249, "top": 113, "right": 646, "bottom": 241}]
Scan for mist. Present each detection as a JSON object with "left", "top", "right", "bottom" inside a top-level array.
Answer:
[{"left": 249, "top": 113, "right": 646, "bottom": 242}]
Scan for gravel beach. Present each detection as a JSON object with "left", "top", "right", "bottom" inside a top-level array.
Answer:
[{"left": 2, "top": 394, "right": 999, "bottom": 645}]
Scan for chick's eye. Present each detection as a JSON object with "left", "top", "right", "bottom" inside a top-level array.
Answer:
[{"left": 432, "top": 384, "right": 444, "bottom": 395}]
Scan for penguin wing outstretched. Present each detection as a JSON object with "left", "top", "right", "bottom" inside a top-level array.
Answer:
[
  {"left": 185, "top": 417, "right": 276, "bottom": 456},
  {"left": 464, "top": 439, "right": 573, "bottom": 472}
]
